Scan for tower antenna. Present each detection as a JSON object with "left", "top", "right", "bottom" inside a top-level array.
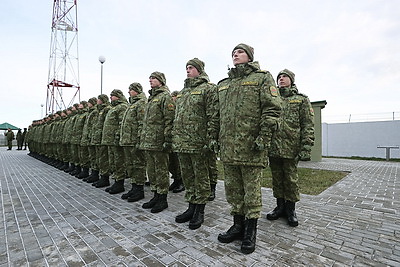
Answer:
[{"left": 46, "top": 0, "right": 80, "bottom": 115}]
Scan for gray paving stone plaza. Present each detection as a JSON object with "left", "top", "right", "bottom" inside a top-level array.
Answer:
[{"left": 0, "top": 149, "right": 399, "bottom": 266}]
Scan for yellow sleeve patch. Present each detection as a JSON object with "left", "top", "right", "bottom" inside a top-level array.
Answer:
[
  {"left": 270, "top": 86, "right": 278, "bottom": 97},
  {"left": 241, "top": 81, "right": 259, "bottom": 86},
  {"left": 191, "top": 91, "right": 202, "bottom": 95},
  {"left": 218, "top": 86, "right": 228, "bottom": 91}
]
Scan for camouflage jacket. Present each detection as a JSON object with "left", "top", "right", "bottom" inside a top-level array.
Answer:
[
  {"left": 119, "top": 93, "right": 147, "bottom": 146},
  {"left": 71, "top": 109, "right": 88, "bottom": 145},
  {"left": 91, "top": 103, "right": 110, "bottom": 145},
  {"left": 101, "top": 99, "right": 128, "bottom": 146},
  {"left": 218, "top": 62, "right": 282, "bottom": 167},
  {"left": 172, "top": 73, "right": 219, "bottom": 153},
  {"left": 269, "top": 85, "right": 315, "bottom": 159},
  {"left": 81, "top": 106, "right": 97, "bottom": 146},
  {"left": 139, "top": 86, "right": 175, "bottom": 151},
  {"left": 63, "top": 111, "right": 78, "bottom": 144},
  {"left": 6, "top": 131, "right": 14, "bottom": 141}
]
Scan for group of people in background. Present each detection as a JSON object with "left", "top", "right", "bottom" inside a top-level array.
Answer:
[
  {"left": 23, "top": 43, "right": 315, "bottom": 254},
  {"left": 4, "top": 127, "right": 27, "bottom": 150}
]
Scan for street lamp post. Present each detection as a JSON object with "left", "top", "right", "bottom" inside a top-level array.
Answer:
[{"left": 98, "top": 56, "right": 106, "bottom": 94}]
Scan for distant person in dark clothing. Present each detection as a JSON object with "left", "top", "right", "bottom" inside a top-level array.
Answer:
[
  {"left": 5, "top": 128, "right": 14, "bottom": 150},
  {"left": 22, "top": 128, "right": 28, "bottom": 150},
  {"left": 16, "top": 129, "right": 23, "bottom": 150}
]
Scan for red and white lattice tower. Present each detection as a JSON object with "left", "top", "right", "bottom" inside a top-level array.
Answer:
[{"left": 46, "top": 0, "right": 80, "bottom": 115}]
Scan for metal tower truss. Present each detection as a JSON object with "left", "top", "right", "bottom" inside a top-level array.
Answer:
[{"left": 46, "top": 0, "right": 80, "bottom": 115}]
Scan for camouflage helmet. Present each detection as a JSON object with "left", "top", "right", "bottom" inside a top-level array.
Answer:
[
  {"left": 80, "top": 100, "right": 88, "bottom": 108},
  {"left": 232, "top": 43, "right": 254, "bottom": 62},
  {"left": 110, "top": 89, "right": 125, "bottom": 99},
  {"left": 88, "top": 97, "right": 97, "bottom": 106},
  {"left": 73, "top": 103, "right": 80, "bottom": 109},
  {"left": 98, "top": 94, "right": 109, "bottom": 104},
  {"left": 186, "top": 58, "right": 205, "bottom": 73},
  {"left": 129, "top": 82, "right": 143, "bottom": 93},
  {"left": 150, "top": 71, "right": 166, "bottom": 85},
  {"left": 277, "top": 69, "right": 295, "bottom": 85}
]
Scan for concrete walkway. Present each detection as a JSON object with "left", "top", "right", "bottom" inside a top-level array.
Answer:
[{"left": 0, "top": 149, "right": 399, "bottom": 266}]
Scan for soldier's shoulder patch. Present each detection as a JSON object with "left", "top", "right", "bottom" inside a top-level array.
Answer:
[
  {"left": 176, "top": 94, "right": 182, "bottom": 98},
  {"left": 242, "top": 81, "right": 259, "bottom": 86},
  {"left": 256, "top": 70, "right": 268, "bottom": 74},
  {"left": 152, "top": 99, "right": 160, "bottom": 102},
  {"left": 269, "top": 86, "right": 278, "bottom": 97},
  {"left": 167, "top": 103, "right": 175, "bottom": 111},
  {"left": 191, "top": 91, "right": 202, "bottom": 95},
  {"left": 289, "top": 99, "right": 302, "bottom": 103},
  {"left": 218, "top": 85, "right": 228, "bottom": 92}
]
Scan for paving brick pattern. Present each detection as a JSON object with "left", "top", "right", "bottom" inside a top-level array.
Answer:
[{"left": 0, "top": 150, "right": 399, "bottom": 266}]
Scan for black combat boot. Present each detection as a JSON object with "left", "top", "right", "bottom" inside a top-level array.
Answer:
[
  {"left": 60, "top": 162, "right": 69, "bottom": 171},
  {"left": 95, "top": 175, "right": 110, "bottom": 188},
  {"left": 76, "top": 167, "right": 90, "bottom": 179},
  {"left": 172, "top": 180, "right": 185, "bottom": 193},
  {"left": 169, "top": 179, "right": 180, "bottom": 191},
  {"left": 108, "top": 180, "right": 125, "bottom": 194},
  {"left": 127, "top": 185, "right": 145, "bottom": 202},
  {"left": 208, "top": 183, "right": 216, "bottom": 201},
  {"left": 175, "top": 203, "right": 196, "bottom": 223},
  {"left": 151, "top": 194, "right": 168, "bottom": 213},
  {"left": 189, "top": 204, "right": 206, "bottom": 230},
  {"left": 85, "top": 170, "right": 99, "bottom": 183},
  {"left": 266, "top": 198, "right": 286, "bottom": 220},
  {"left": 121, "top": 184, "right": 136, "bottom": 199},
  {"left": 70, "top": 165, "right": 81, "bottom": 176},
  {"left": 286, "top": 201, "right": 299, "bottom": 227},
  {"left": 241, "top": 218, "right": 257, "bottom": 254},
  {"left": 142, "top": 192, "right": 159, "bottom": 209},
  {"left": 64, "top": 163, "right": 75, "bottom": 173},
  {"left": 218, "top": 215, "right": 245, "bottom": 243}
]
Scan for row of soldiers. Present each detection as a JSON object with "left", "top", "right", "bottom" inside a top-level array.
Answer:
[{"left": 26, "top": 43, "right": 315, "bottom": 254}]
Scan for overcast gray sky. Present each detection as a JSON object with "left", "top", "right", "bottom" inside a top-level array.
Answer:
[{"left": 1, "top": 0, "right": 399, "bottom": 129}]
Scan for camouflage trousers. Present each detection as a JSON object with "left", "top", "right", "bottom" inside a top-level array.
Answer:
[
  {"left": 269, "top": 157, "right": 300, "bottom": 202},
  {"left": 97, "top": 145, "right": 110, "bottom": 176},
  {"left": 168, "top": 152, "right": 181, "bottom": 180},
  {"left": 144, "top": 151, "right": 169, "bottom": 194},
  {"left": 206, "top": 151, "right": 218, "bottom": 185},
  {"left": 71, "top": 144, "right": 79, "bottom": 165},
  {"left": 178, "top": 153, "right": 210, "bottom": 204},
  {"left": 108, "top": 145, "right": 125, "bottom": 181},
  {"left": 88, "top": 146, "right": 98, "bottom": 170},
  {"left": 79, "top": 145, "right": 90, "bottom": 168},
  {"left": 61, "top": 144, "right": 70, "bottom": 162},
  {"left": 123, "top": 146, "right": 146, "bottom": 185},
  {"left": 223, "top": 164, "right": 263, "bottom": 219}
]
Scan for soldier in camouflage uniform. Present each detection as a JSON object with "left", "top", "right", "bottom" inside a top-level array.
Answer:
[
  {"left": 217, "top": 44, "right": 282, "bottom": 254},
  {"left": 5, "top": 128, "right": 14, "bottom": 150},
  {"left": 77, "top": 97, "right": 98, "bottom": 179},
  {"left": 139, "top": 71, "right": 175, "bottom": 213},
  {"left": 91, "top": 94, "right": 112, "bottom": 187},
  {"left": 119, "top": 83, "right": 148, "bottom": 202},
  {"left": 82, "top": 97, "right": 99, "bottom": 182},
  {"left": 70, "top": 101, "right": 89, "bottom": 176},
  {"left": 172, "top": 58, "right": 219, "bottom": 230},
  {"left": 64, "top": 103, "right": 80, "bottom": 173},
  {"left": 101, "top": 89, "right": 128, "bottom": 194},
  {"left": 267, "top": 69, "right": 315, "bottom": 227},
  {"left": 168, "top": 90, "right": 184, "bottom": 194}
]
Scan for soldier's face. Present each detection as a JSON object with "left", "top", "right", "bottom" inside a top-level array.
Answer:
[
  {"left": 232, "top": 49, "right": 250, "bottom": 66},
  {"left": 110, "top": 95, "right": 119, "bottom": 101},
  {"left": 97, "top": 99, "right": 103, "bottom": 105},
  {"left": 186, "top": 65, "right": 200, "bottom": 78},
  {"left": 149, "top": 77, "right": 161, "bottom": 89},
  {"left": 129, "top": 90, "right": 138, "bottom": 97},
  {"left": 278, "top": 74, "right": 292, "bottom": 88}
]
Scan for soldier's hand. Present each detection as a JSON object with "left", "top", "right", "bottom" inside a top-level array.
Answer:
[
  {"left": 254, "top": 136, "right": 266, "bottom": 151},
  {"left": 162, "top": 142, "right": 172, "bottom": 152}
]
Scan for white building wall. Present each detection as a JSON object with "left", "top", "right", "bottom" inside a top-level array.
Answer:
[{"left": 322, "top": 120, "right": 400, "bottom": 159}]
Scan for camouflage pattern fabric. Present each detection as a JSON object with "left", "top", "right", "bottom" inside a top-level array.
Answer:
[{"left": 269, "top": 157, "right": 300, "bottom": 202}]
